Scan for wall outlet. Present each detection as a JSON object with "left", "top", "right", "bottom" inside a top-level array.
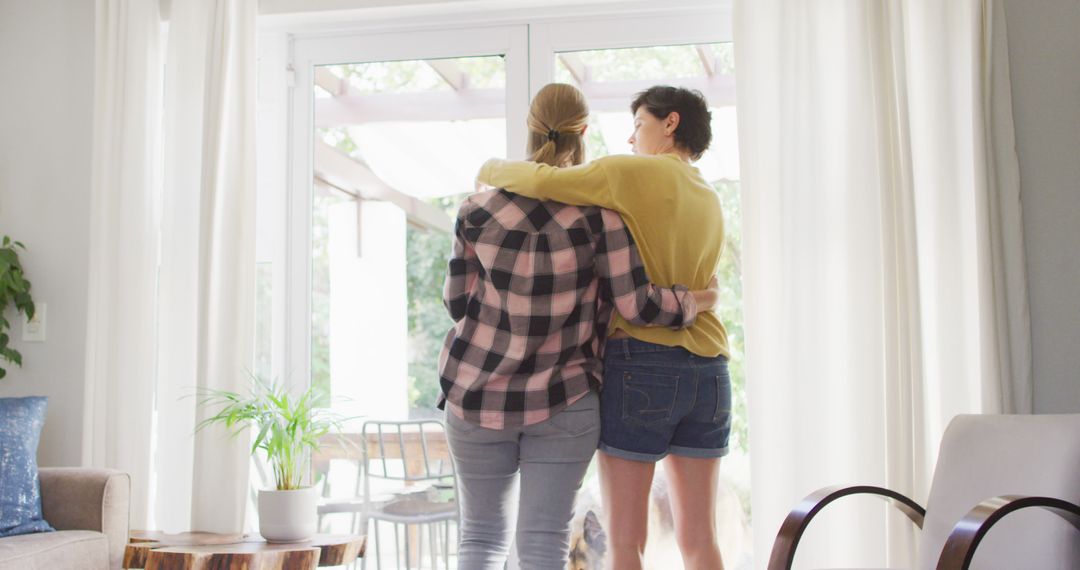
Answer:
[{"left": 22, "top": 302, "right": 46, "bottom": 342}]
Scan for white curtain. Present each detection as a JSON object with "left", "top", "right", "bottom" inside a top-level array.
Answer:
[
  {"left": 85, "top": 0, "right": 258, "bottom": 533},
  {"left": 734, "top": 0, "right": 1030, "bottom": 567},
  {"left": 83, "top": 0, "right": 163, "bottom": 530},
  {"left": 154, "top": 0, "right": 259, "bottom": 533}
]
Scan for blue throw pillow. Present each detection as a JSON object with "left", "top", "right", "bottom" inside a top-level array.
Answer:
[{"left": 0, "top": 396, "right": 55, "bottom": 536}]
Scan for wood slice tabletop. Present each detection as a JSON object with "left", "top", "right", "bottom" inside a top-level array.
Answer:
[{"left": 124, "top": 531, "right": 365, "bottom": 569}]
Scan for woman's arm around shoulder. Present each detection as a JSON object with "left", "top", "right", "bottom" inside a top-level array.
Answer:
[{"left": 476, "top": 156, "right": 630, "bottom": 208}]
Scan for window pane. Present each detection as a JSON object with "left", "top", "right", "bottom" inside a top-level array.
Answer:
[{"left": 311, "top": 57, "right": 507, "bottom": 423}]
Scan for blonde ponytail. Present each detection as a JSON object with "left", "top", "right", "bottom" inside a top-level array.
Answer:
[{"left": 526, "top": 83, "right": 589, "bottom": 167}]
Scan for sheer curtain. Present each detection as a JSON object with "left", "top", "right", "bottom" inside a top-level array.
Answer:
[
  {"left": 152, "top": 0, "right": 258, "bottom": 534},
  {"left": 83, "top": 0, "right": 162, "bottom": 530},
  {"left": 84, "top": 0, "right": 258, "bottom": 533},
  {"left": 733, "top": 0, "right": 1030, "bottom": 567}
]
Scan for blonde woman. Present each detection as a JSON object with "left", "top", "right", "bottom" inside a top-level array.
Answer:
[
  {"left": 439, "top": 83, "right": 718, "bottom": 569},
  {"left": 476, "top": 86, "right": 730, "bottom": 570}
]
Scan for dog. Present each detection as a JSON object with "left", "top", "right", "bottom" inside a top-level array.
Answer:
[{"left": 567, "top": 510, "right": 606, "bottom": 570}]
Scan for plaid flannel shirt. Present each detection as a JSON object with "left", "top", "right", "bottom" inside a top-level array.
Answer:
[{"left": 437, "top": 189, "right": 698, "bottom": 429}]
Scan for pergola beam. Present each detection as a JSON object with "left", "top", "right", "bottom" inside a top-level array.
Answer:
[
  {"left": 315, "top": 88, "right": 506, "bottom": 125},
  {"left": 425, "top": 59, "right": 469, "bottom": 91},
  {"left": 558, "top": 53, "right": 589, "bottom": 84},
  {"left": 314, "top": 76, "right": 734, "bottom": 125},
  {"left": 314, "top": 66, "right": 348, "bottom": 96},
  {"left": 313, "top": 139, "right": 453, "bottom": 234},
  {"left": 695, "top": 45, "right": 717, "bottom": 78},
  {"left": 579, "top": 75, "right": 735, "bottom": 105}
]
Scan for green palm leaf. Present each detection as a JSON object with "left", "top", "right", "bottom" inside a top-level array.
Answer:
[{"left": 195, "top": 371, "right": 352, "bottom": 490}]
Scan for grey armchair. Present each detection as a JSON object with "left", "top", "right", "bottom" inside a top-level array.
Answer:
[
  {"left": 0, "top": 468, "right": 130, "bottom": 570},
  {"left": 768, "top": 414, "right": 1080, "bottom": 570}
]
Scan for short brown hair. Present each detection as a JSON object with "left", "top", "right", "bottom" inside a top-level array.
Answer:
[
  {"left": 526, "top": 83, "right": 590, "bottom": 167},
  {"left": 630, "top": 86, "right": 712, "bottom": 161}
]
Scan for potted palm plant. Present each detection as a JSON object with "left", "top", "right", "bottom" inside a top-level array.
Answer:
[{"left": 197, "top": 375, "right": 345, "bottom": 543}]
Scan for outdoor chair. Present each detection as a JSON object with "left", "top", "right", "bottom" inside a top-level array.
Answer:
[
  {"left": 317, "top": 419, "right": 458, "bottom": 570},
  {"left": 768, "top": 413, "right": 1080, "bottom": 570}
]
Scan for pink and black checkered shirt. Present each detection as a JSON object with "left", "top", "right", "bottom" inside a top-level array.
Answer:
[{"left": 437, "top": 189, "right": 698, "bottom": 429}]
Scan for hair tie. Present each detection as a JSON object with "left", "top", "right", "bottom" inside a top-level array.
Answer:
[{"left": 546, "top": 129, "right": 560, "bottom": 142}]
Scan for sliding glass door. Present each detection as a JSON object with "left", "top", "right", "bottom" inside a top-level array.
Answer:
[{"left": 270, "top": 5, "right": 747, "bottom": 567}]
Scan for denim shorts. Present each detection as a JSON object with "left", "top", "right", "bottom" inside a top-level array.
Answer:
[{"left": 599, "top": 337, "right": 731, "bottom": 462}]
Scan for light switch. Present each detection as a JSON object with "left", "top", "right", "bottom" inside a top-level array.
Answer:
[{"left": 22, "top": 302, "right": 46, "bottom": 342}]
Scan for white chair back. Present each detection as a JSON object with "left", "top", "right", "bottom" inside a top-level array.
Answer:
[{"left": 918, "top": 414, "right": 1080, "bottom": 569}]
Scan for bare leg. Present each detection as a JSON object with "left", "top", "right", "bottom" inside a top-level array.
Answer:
[
  {"left": 664, "top": 454, "right": 725, "bottom": 570},
  {"left": 597, "top": 451, "right": 655, "bottom": 570}
]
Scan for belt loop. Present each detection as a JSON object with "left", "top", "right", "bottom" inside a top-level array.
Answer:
[{"left": 622, "top": 339, "right": 631, "bottom": 360}]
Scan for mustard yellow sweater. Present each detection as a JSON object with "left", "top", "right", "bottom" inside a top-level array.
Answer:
[{"left": 478, "top": 153, "right": 729, "bottom": 358}]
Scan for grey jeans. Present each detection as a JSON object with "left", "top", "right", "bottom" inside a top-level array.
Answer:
[{"left": 446, "top": 391, "right": 600, "bottom": 570}]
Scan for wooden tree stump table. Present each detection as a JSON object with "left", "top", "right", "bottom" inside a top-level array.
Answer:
[{"left": 123, "top": 531, "right": 366, "bottom": 570}]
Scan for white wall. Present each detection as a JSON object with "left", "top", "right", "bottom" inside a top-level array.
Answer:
[
  {"left": 1003, "top": 0, "right": 1080, "bottom": 413},
  {"left": 0, "top": 0, "right": 95, "bottom": 466}
]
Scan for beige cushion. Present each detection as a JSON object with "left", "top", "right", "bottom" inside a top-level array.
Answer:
[
  {"left": 917, "top": 414, "right": 1080, "bottom": 570},
  {"left": 0, "top": 530, "right": 108, "bottom": 570}
]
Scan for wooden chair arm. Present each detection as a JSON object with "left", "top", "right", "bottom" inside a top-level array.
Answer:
[
  {"left": 936, "top": 495, "right": 1080, "bottom": 570},
  {"left": 768, "top": 485, "right": 926, "bottom": 570}
]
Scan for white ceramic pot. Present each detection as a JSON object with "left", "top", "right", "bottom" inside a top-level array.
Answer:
[{"left": 258, "top": 487, "right": 317, "bottom": 543}]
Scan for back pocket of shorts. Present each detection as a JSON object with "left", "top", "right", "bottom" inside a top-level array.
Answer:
[
  {"left": 621, "top": 372, "right": 679, "bottom": 426},
  {"left": 713, "top": 372, "right": 732, "bottom": 426}
]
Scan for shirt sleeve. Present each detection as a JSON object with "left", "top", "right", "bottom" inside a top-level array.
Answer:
[
  {"left": 443, "top": 205, "right": 480, "bottom": 323},
  {"left": 592, "top": 209, "right": 697, "bottom": 329},
  {"left": 477, "top": 158, "right": 616, "bottom": 209}
]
